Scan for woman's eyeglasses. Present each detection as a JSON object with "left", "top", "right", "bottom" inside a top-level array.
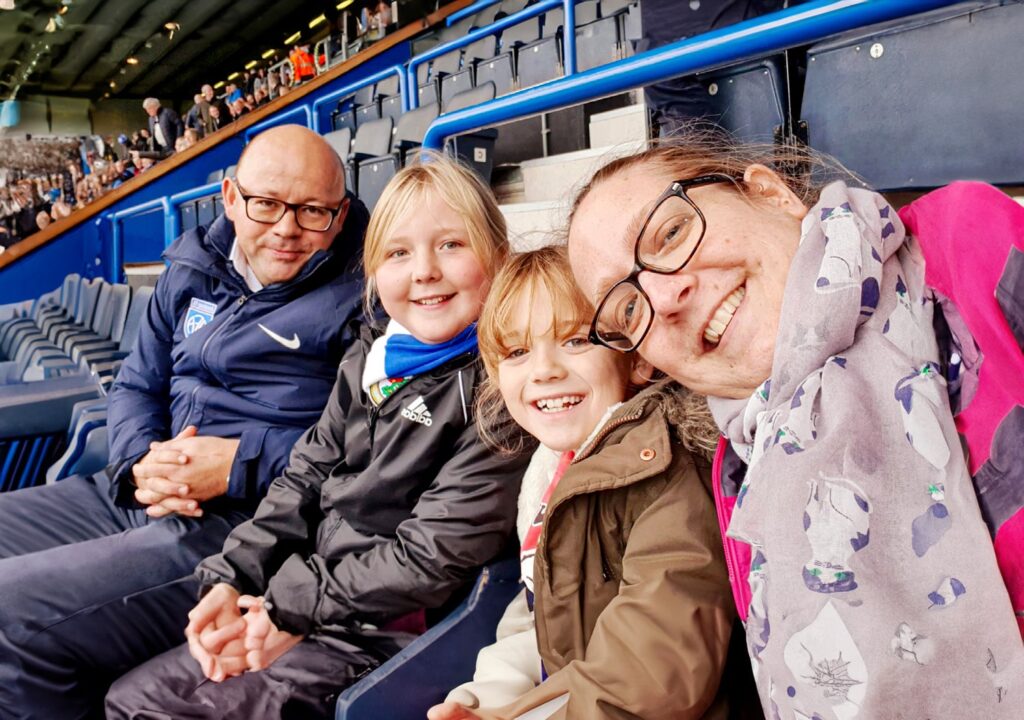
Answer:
[{"left": 588, "top": 174, "right": 737, "bottom": 353}]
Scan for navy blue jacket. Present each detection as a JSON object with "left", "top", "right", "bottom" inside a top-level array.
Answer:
[{"left": 107, "top": 195, "right": 369, "bottom": 508}]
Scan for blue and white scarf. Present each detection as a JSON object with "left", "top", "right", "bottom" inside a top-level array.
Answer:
[{"left": 361, "top": 320, "right": 477, "bottom": 406}]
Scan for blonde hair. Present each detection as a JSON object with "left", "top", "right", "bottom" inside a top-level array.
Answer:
[
  {"left": 362, "top": 151, "right": 508, "bottom": 318},
  {"left": 476, "top": 245, "right": 631, "bottom": 453}
]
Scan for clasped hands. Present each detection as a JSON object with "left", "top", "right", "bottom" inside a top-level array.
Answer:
[
  {"left": 132, "top": 426, "right": 241, "bottom": 518},
  {"left": 186, "top": 583, "right": 303, "bottom": 682}
]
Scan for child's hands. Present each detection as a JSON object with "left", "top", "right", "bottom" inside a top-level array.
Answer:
[
  {"left": 185, "top": 583, "right": 249, "bottom": 682},
  {"left": 238, "top": 595, "right": 304, "bottom": 671},
  {"left": 427, "top": 702, "right": 484, "bottom": 720}
]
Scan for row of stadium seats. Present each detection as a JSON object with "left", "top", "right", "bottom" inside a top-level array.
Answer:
[
  {"left": 0, "top": 275, "right": 156, "bottom": 490},
  {"left": 327, "top": 81, "right": 500, "bottom": 209}
]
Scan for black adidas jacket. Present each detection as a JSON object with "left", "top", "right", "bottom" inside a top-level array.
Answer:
[{"left": 195, "top": 325, "right": 529, "bottom": 636}]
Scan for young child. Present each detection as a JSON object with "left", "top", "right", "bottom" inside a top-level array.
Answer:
[
  {"left": 429, "top": 246, "right": 740, "bottom": 720},
  {"left": 105, "top": 155, "right": 531, "bottom": 719}
]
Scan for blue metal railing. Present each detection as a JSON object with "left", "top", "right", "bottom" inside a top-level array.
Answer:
[
  {"left": 408, "top": 0, "right": 576, "bottom": 110},
  {"left": 422, "top": 0, "right": 960, "bottom": 150},
  {"left": 244, "top": 104, "right": 314, "bottom": 142},
  {"left": 166, "top": 181, "right": 224, "bottom": 245},
  {"left": 107, "top": 198, "right": 172, "bottom": 283},
  {"left": 446, "top": 0, "right": 502, "bottom": 27},
  {"left": 311, "top": 64, "right": 409, "bottom": 134}
]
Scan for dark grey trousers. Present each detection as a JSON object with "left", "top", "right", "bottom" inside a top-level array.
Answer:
[
  {"left": 0, "top": 472, "right": 249, "bottom": 720},
  {"left": 105, "top": 629, "right": 410, "bottom": 720}
]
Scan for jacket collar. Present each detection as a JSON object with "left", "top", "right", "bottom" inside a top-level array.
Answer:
[{"left": 551, "top": 388, "right": 675, "bottom": 505}]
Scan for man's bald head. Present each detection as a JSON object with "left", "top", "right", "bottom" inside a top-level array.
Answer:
[
  {"left": 236, "top": 125, "right": 346, "bottom": 199},
  {"left": 222, "top": 124, "right": 352, "bottom": 286}
]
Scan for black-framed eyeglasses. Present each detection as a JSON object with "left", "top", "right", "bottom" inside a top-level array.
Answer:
[
  {"left": 233, "top": 180, "right": 346, "bottom": 232},
  {"left": 588, "top": 174, "right": 738, "bottom": 353}
]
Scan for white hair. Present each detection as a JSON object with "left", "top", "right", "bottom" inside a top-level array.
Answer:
[{"left": 142, "top": 97, "right": 161, "bottom": 110}]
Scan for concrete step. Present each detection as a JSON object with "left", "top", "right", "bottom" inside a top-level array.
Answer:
[
  {"left": 588, "top": 101, "right": 648, "bottom": 148},
  {"left": 518, "top": 140, "right": 647, "bottom": 204},
  {"left": 500, "top": 200, "right": 565, "bottom": 252}
]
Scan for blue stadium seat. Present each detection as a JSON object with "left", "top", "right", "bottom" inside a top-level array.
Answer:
[
  {"left": 0, "top": 374, "right": 102, "bottom": 492},
  {"left": 801, "top": 0, "right": 1024, "bottom": 189},
  {"left": 697, "top": 56, "right": 787, "bottom": 144},
  {"left": 357, "top": 103, "right": 441, "bottom": 212},
  {"left": 351, "top": 117, "right": 395, "bottom": 198},
  {"left": 45, "top": 398, "right": 109, "bottom": 483},
  {"left": 335, "top": 557, "right": 522, "bottom": 720}
]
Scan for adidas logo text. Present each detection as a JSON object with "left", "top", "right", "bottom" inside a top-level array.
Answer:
[{"left": 401, "top": 396, "right": 433, "bottom": 426}]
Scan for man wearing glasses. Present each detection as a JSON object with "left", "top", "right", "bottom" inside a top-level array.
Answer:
[{"left": 0, "top": 124, "right": 369, "bottom": 719}]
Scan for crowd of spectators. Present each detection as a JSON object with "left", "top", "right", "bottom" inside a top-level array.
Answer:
[{"left": 0, "top": 4, "right": 402, "bottom": 253}]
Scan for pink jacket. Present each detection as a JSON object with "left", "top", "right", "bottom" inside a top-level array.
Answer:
[{"left": 713, "top": 182, "right": 1024, "bottom": 632}]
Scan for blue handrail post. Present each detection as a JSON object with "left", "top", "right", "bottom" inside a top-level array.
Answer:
[
  {"left": 422, "top": 0, "right": 961, "bottom": 150},
  {"left": 563, "top": 0, "right": 576, "bottom": 76},
  {"left": 109, "top": 197, "right": 173, "bottom": 283},
  {"left": 244, "top": 104, "right": 313, "bottom": 143},
  {"left": 107, "top": 214, "right": 121, "bottom": 285}
]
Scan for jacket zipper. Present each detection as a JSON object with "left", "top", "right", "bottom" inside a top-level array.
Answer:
[{"left": 183, "top": 293, "right": 249, "bottom": 427}]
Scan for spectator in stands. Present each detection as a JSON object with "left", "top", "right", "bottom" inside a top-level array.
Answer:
[
  {"left": 639, "top": 0, "right": 785, "bottom": 135},
  {"left": 51, "top": 199, "right": 72, "bottom": 220},
  {"left": 33, "top": 210, "right": 50, "bottom": 231},
  {"left": 0, "top": 125, "right": 372, "bottom": 719},
  {"left": 0, "top": 225, "right": 9, "bottom": 250},
  {"left": 252, "top": 67, "right": 268, "bottom": 95},
  {"left": 142, "top": 97, "right": 184, "bottom": 158},
  {"left": 208, "top": 103, "right": 225, "bottom": 131},
  {"left": 200, "top": 84, "right": 227, "bottom": 136},
  {"left": 267, "top": 71, "right": 281, "bottom": 100},
  {"left": 185, "top": 93, "right": 206, "bottom": 136},
  {"left": 289, "top": 43, "right": 316, "bottom": 85},
  {"left": 105, "top": 154, "right": 527, "bottom": 720},
  {"left": 231, "top": 98, "right": 250, "bottom": 120},
  {"left": 430, "top": 247, "right": 742, "bottom": 720},
  {"left": 254, "top": 87, "right": 269, "bottom": 106},
  {"left": 565, "top": 138, "right": 1024, "bottom": 718},
  {"left": 226, "top": 82, "right": 243, "bottom": 105}
]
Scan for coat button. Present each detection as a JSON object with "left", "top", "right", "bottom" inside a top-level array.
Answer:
[{"left": 640, "top": 448, "right": 656, "bottom": 461}]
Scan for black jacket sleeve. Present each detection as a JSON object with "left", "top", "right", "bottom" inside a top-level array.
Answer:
[
  {"left": 265, "top": 419, "right": 523, "bottom": 635},
  {"left": 195, "top": 359, "right": 352, "bottom": 596}
]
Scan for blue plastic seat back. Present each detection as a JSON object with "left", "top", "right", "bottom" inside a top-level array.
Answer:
[
  {"left": 698, "top": 56, "right": 786, "bottom": 144},
  {"left": 353, "top": 117, "right": 394, "bottom": 159},
  {"left": 324, "top": 128, "right": 354, "bottom": 163},
  {"left": 106, "top": 284, "right": 132, "bottom": 344},
  {"left": 801, "top": 0, "right": 1024, "bottom": 189},
  {"left": 118, "top": 286, "right": 155, "bottom": 353},
  {"left": 335, "top": 556, "right": 523, "bottom": 720}
]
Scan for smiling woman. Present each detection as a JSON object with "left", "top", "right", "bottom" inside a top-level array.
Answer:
[{"left": 567, "top": 132, "right": 1024, "bottom": 719}]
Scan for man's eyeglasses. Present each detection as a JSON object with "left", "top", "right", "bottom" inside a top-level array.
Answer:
[
  {"left": 588, "top": 174, "right": 737, "bottom": 353},
  {"left": 233, "top": 180, "right": 345, "bottom": 232}
]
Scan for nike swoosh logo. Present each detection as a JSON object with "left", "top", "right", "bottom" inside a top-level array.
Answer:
[{"left": 258, "top": 323, "right": 301, "bottom": 350}]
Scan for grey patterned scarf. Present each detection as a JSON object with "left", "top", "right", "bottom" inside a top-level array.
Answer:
[{"left": 707, "top": 182, "right": 1023, "bottom": 719}]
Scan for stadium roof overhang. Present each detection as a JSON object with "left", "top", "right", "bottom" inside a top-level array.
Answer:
[{"left": 0, "top": 0, "right": 352, "bottom": 102}]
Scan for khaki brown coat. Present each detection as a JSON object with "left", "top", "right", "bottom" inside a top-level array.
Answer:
[{"left": 476, "top": 387, "right": 738, "bottom": 720}]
